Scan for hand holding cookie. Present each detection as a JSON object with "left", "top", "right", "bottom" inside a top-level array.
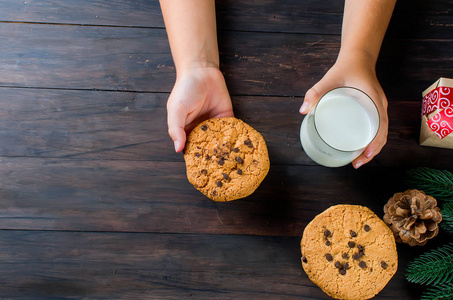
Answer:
[{"left": 167, "top": 67, "right": 234, "bottom": 153}]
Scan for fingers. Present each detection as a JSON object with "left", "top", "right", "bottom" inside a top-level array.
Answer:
[
  {"left": 300, "top": 79, "right": 340, "bottom": 115},
  {"left": 299, "top": 87, "right": 321, "bottom": 114},
  {"left": 352, "top": 129, "right": 387, "bottom": 169},
  {"left": 167, "top": 101, "right": 188, "bottom": 153}
]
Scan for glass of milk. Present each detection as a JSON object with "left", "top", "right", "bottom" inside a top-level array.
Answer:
[{"left": 300, "top": 87, "right": 380, "bottom": 167}]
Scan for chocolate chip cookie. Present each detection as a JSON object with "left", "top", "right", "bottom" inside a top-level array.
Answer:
[
  {"left": 301, "top": 205, "right": 398, "bottom": 300},
  {"left": 184, "top": 117, "right": 270, "bottom": 201}
]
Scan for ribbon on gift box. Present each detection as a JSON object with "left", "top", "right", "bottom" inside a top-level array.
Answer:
[{"left": 422, "top": 86, "right": 453, "bottom": 139}]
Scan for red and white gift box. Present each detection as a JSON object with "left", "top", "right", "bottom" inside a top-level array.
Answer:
[{"left": 420, "top": 77, "right": 453, "bottom": 149}]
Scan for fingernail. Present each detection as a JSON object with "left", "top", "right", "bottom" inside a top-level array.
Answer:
[
  {"left": 300, "top": 102, "right": 309, "bottom": 114},
  {"left": 366, "top": 151, "right": 374, "bottom": 159},
  {"left": 355, "top": 161, "right": 363, "bottom": 169},
  {"left": 174, "top": 140, "right": 180, "bottom": 152}
]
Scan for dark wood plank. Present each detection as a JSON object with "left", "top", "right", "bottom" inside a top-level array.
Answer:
[
  {"left": 0, "top": 23, "right": 452, "bottom": 99},
  {"left": 387, "top": 0, "right": 453, "bottom": 39},
  {"left": 0, "top": 0, "right": 451, "bottom": 39},
  {"left": 219, "top": 0, "right": 453, "bottom": 39},
  {"left": 0, "top": 230, "right": 429, "bottom": 299},
  {"left": 0, "top": 156, "right": 430, "bottom": 235},
  {"left": 220, "top": 33, "right": 453, "bottom": 100},
  {"left": 0, "top": 23, "right": 175, "bottom": 92},
  {"left": 1, "top": 87, "right": 452, "bottom": 167},
  {"left": 216, "top": 0, "right": 342, "bottom": 35},
  {"left": 0, "top": 0, "right": 164, "bottom": 28},
  {"left": 0, "top": 88, "right": 178, "bottom": 161}
]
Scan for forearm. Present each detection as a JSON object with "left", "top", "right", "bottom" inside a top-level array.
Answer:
[
  {"left": 339, "top": 0, "right": 396, "bottom": 65},
  {"left": 159, "top": 0, "right": 219, "bottom": 75}
]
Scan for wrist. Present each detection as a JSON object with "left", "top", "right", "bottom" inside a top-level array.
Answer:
[
  {"left": 336, "top": 48, "right": 377, "bottom": 71},
  {"left": 176, "top": 62, "right": 221, "bottom": 80},
  {"left": 174, "top": 49, "right": 220, "bottom": 77}
]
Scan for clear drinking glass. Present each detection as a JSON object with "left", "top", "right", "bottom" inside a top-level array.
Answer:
[{"left": 300, "top": 87, "right": 380, "bottom": 167}]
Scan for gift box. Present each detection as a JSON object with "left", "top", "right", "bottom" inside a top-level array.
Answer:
[{"left": 420, "top": 77, "right": 453, "bottom": 149}]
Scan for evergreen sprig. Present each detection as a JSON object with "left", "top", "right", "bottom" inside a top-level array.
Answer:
[
  {"left": 405, "top": 243, "right": 453, "bottom": 286},
  {"left": 405, "top": 167, "right": 453, "bottom": 201},
  {"left": 421, "top": 282, "right": 453, "bottom": 300},
  {"left": 443, "top": 202, "right": 453, "bottom": 235}
]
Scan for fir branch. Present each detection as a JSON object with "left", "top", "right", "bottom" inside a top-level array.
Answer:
[
  {"left": 405, "top": 243, "right": 453, "bottom": 285},
  {"left": 421, "top": 282, "right": 453, "bottom": 300},
  {"left": 405, "top": 167, "right": 453, "bottom": 201},
  {"left": 442, "top": 202, "right": 453, "bottom": 235}
]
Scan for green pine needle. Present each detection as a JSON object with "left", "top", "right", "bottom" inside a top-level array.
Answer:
[
  {"left": 421, "top": 283, "right": 453, "bottom": 300},
  {"left": 405, "top": 167, "right": 453, "bottom": 201},
  {"left": 443, "top": 202, "right": 453, "bottom": 235},
  {"left": 405, "top": 243, "right": 453, "bottom": 285}
]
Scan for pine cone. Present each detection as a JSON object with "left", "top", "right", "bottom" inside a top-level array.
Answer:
[{"left": 384, "top": 189, "right": 442, "bottom": 246}]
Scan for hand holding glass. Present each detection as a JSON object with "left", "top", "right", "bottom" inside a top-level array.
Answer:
[{"left": 300, "top": 87, "right": 380, "bottom": 167}]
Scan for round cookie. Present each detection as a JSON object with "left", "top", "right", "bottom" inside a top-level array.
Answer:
[
  {"left": 184, "top": 117, "right": 270, "bottom": 201},
  {"left": 300, "top": 205, "right": 398, "bottom": 300}
]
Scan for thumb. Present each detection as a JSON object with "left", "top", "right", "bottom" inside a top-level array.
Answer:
[
  {"left": 167, "top": 103, "right": 187, "bottom": 153},
  {"left": 300, "top": 80, "right": 338, "bottom": 115}
]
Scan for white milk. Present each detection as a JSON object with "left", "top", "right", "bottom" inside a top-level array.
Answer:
[{"left": 300, "top": 88, "right": 379, "bottom": 167}]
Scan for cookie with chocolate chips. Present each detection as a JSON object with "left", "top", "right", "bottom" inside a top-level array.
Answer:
[
  {"left": 184, "top": 117, "right": 270, "bottom": 201},
  {"left": 300, "top": 205, "right": 398, "bottom": 300}
]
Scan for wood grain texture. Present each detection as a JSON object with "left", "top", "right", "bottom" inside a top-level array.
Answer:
[
  {"left": 1, "top": 87, "right": 452, "bottom": 167},
  {"left": 0, "top": 23, "right": 451, "bottom": 99},
  {"left": 0, "top": 88, "right": 177, "bottom": 161},
  {"left": 0, "top": 230, "right": 428, "bottom": 299},
  {"left": 0, "top": 157, "right": 433, "bottom": 235},
  {"left": 0, "top": 0, "right": 164, "bottom": 27},
  {"left": 0, "top": 0, "right": 450, "bottom": 39},
  {"left": 0, "top": 23, "right": 175, "bottom": 92},
  {"left": 0, "top": 0, "right": 451, "bottom": 298}
]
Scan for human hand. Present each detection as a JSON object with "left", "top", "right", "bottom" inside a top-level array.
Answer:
[
  {"left": 167, "top": 66, "right": 234, "bottom": 152},
  {"left": 299, "top": 51, "right": 389, "bottom": 168}
]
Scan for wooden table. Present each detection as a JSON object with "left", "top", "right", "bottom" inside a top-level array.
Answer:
[{"left": 0, "top": 0, "right": 452, "bottom": 299}]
